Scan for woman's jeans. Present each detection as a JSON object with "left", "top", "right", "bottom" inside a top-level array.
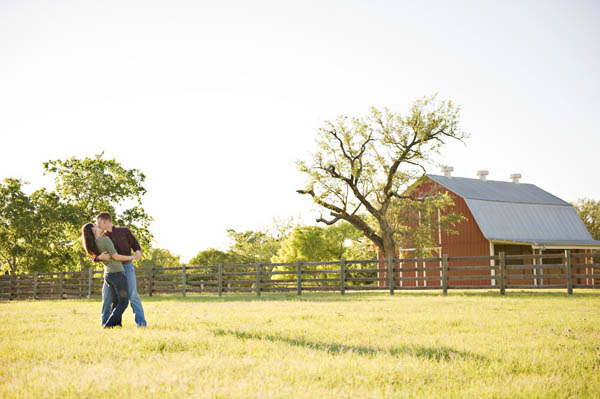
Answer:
[
  {"left": 103, "top": 271, "right": 129, "bottom": 328},
  {"left": 102, "top": 262, "right": 147, "bottom": 326}
]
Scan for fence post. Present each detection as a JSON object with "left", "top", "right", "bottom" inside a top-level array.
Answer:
[
  {"left": 148, "top": 266, "right": 153, "bottom": 297},
  {"left": 387, "top": 256, "right": 395, "bottom": 295},
  {"left": 565, "top": 250, "right": 573, "bottom": 295},
  {"left": 442, "top": 254, "right": 448, "bottom": 296},
  {"left": 340, "top": 258, "right": 346, "bottom": 296},
  {"left": 297, "top": 261, "right": 302, "bottom": 296},
  {"left": 33, "top": 271, "right": 38, "bottom": 300},
  {"left": 218, "top": 263, "right": 223, "bottom": 297},
  {"left": 9, "top": 272, "right": 14, "bottom": 300},
  {"left": 59, "top": 272, "right": 65, "bottom": 300},
  {"left": 78, "top": 270, "right": 82, "bottom": 298},
  {"left": 256, "top": 263, "right": 262, "bottom": 297},
  {"left": 499, "top": 252, "right": 506, "bottom": 296},
  {"left": 88, "top": 268, "right": 93, "bottom": 298}
]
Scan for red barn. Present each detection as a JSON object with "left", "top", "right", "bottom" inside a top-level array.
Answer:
[{"left": 379, "top": 168, "right": 600, "bottom": 288}]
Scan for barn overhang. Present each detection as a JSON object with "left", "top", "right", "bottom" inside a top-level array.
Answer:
[{"left": 489, "top": 239, "right": 600, "bottom": 250}]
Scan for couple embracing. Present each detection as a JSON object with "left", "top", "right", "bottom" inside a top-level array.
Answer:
[{"left": 81, "top": 212, "right": 147, "bottom": 328}]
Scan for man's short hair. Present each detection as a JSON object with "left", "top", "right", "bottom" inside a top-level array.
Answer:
[{"left": 96, "top": 212, "right": 112, "bottom": 222}]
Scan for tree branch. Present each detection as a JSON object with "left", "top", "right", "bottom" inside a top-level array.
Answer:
[
  {"left": 316, "top": 214, "right": 342, "bottom": 225},
  {"left": 297, "top": 189, "right": 383, "bottom": 249},
  {"left": 326, "top": 129, "right": 353, "bottom": 163},
  {"left": 389, "top": 193, "right": 428, "bottom": 202},
  {"left": 321, "top": 164, "right": 380, "bottom": 217}
]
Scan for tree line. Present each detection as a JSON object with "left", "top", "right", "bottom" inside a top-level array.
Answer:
[
  {"left": 0, "top": 154, "right": 376, "bottom": 276},
  {"left": 3, "top": 97, "right": 599, "bottom": 275}
]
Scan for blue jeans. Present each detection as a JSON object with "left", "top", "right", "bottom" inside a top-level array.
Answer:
[
  {"left": 103, "top": 272, "right": 129, "bottom": 328},
  {"left": 102, "top": 262, "right": 147, "bottom": 326}
]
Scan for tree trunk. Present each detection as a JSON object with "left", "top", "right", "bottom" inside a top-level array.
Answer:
[
  {"left": 78, "top": 252, "right": 86, "bottom": 271},
  {"left": 380, "top": 219, "right": 396, "bottom": 260},
  {"left": 382, "top": 234, "right": 396, "bottom": 260}
]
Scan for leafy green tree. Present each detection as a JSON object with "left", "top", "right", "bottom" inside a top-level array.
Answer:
[
  {"left": 226, "top": 229, "right": 281, "bottom": 264},
  {"left": 271, "top": 223, "right": 377, "bottom": 283},
  {"left": 138, "top": 248, "right": 181, "bottom": 270},
  {"left": 270, "top": 223, "right": 364, "bottom": 263},
  {"left": 187, "top": 248, "right": 246, "bottom": 283},
  {"left": 0, "top": 179, "right": 75, "bottom": 274},
  {"left": 297, "top": 96, "right": 466, "bottom": 259},
  {"left": 26, "top": 188, "right": 79, "bottom": 272},
  {"left": 272, "top": 226, "right": 331, "bottom": 263},
  {"left": 0, "top": 178, "right": 35, "bottom": 275},
  {"left": 574, "top": 198, "right": 600, "bottom": 240},
  {"left": 188, "top": 248, "right": 239, "bottom": 266},
  {"left": 43, "top": 153, "right": 153, "bottom": 268}
]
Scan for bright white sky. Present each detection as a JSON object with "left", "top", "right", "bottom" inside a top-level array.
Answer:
[{"left": 1, "top": 0, "right": 599, "bottom": 262}]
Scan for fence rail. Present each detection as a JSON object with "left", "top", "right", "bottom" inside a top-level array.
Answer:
[{"left": 1, "top": 250, "right": 598, "bottom": 301}]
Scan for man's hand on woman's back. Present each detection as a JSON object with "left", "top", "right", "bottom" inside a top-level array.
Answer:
[{"left": 97, "top": 252, "right": 110, "bottom": 261}]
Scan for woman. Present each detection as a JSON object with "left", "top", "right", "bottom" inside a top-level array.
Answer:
[{"left": 81, "top": 222, "right": 134, "bottom": 328}]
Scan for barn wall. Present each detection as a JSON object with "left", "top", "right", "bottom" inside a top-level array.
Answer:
[{"left": 377, "top": 179, "right": 493, "bottom": 287}]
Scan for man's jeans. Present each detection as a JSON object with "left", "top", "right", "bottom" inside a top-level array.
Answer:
[
  {"left": 102, "top": 262, "right": 147, "bottom": 326},
  {"left": 103, "top": 272, "right": 129, "bottom": 328}
]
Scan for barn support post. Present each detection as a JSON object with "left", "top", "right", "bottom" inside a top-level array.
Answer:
[
  {"left": 592, "top": 250, "right": 598, "bottom": 287},
  {"left": 534, "top": 249, "right": 542, "bottom": 289},
  {"left": 88, "top": 268, "right": 93, "bottom": 298},
  {"left": 182, "top": 263, "right": 187, "bottom": 297},
  {"left": 538, "top": 250, "right": 544, "bottom": 287},
  {"left": 340, "top": 258, "right": 346, "bottom": 296},
  {"left": 533, "top": 250, "right": 539, "bottom": 288},
  {"left": 217, "top": 263, "right": 223, "bottom": 297},
  {"left": 33, "top": 271, "right": 38, "bottom": 300},
  {"left": 565, "top": 250, "right": 573, "bottom": 295},
  {"left": 387, "top": 256, "right": 395, "bottom": 295},
  {"left": 297, "top": 261, "right": 302, "bottom": 296},
  {"left": 442, "top": 254, "right": 448, "bottom": 296},
  {"left": 499, "top": 252, "right": 506, "bottom": 296},
  {"left": 256, "top": 263, "right": 262, "bottom": 297}
]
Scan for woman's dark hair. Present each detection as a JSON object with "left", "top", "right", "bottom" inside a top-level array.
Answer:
[{"left": 81, "top": 223, "right": 100, "bottom": 256}]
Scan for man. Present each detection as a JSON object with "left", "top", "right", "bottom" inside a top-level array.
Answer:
[{"left": 95, "top": 212, "right": 147, "bottom": 327}]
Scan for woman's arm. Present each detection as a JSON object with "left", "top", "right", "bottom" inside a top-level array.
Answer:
[
  {"left": 111, "top": 253, "right": 135, "bottom": 262},
  {"left": 98, "top": 237, "right": 134, "bottom": 262}
]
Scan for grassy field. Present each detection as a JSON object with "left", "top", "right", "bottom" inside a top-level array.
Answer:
[{"left": 0, "top": 290, "right": 599, "bottom": 398}]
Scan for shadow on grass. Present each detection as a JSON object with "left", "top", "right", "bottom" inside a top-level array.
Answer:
[
  {"left": 211, "top": 328, "right": 487, "bottom": 362},
  {"left": 135, "top": 289, "right": 598, "bottom": 303}
]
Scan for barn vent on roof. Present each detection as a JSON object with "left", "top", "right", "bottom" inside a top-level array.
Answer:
[
  {"left": 441, "top": 166, "right": 454, "bottom": 177},
  {"left": 510, "top": 173, "right": 522, "bottom": 184},
  {"left": 477, "top": 170, "right": 489, "bottom": 181}
]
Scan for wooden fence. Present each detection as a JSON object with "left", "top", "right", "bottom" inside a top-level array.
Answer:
[{"left": 1, "top": 251, "right": 598, "bottom": 301}]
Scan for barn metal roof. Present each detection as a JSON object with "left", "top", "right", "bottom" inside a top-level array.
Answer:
[
  {"left": 426, "top": 174, "right": 600, "bottom": 247},
  {"left": 427, "top": 175, "right": 568, "bottom": 205}
]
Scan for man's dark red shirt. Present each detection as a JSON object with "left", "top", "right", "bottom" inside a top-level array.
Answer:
[{"left": 103, "top": 227, "right": 141, "bottom": 256}]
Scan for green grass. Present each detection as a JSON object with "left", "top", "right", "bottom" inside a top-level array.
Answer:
[{"left": 1, "top": 290, "right": 599, "bottom": 398}]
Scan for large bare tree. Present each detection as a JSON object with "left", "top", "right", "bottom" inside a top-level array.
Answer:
[{"left": 297, "top": 96, "right": 466, "bottom": 259}]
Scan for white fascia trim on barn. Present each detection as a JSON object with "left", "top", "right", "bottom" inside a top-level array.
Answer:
[
  {"left": 531, "top": 244, "right": 600, "bottom": 250},
  {"left": 489, "top": 239, "right": 600, "bottom": 250}
]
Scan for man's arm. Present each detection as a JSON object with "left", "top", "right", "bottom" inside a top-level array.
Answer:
[
  {"left": 127, "top": 228, "right": 142, "bottom": 260},
  {"left": 89, "top": 252, "right": 110, "bottom": 262},
  {"left": 101, "top": 236, "right": 135, "bottom": 262}
]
